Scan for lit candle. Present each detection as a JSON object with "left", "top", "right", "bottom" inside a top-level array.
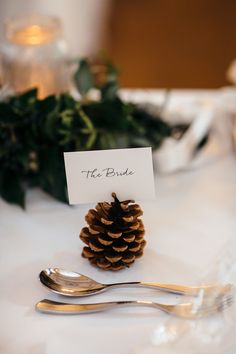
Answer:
[{"left": 1, "top": 15, "right": 69, "bottom": 99}]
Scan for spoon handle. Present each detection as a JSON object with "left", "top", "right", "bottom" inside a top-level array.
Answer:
[
  {"left": 140, "top": 282, "right": 205, "bottom": 295},
  {"left": 108, "top": 282, "right": 220, "bottom": 296}
]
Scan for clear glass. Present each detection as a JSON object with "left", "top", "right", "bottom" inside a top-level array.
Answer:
[{"left": 1, "top": 14, "right": 70, "bottom": 99}]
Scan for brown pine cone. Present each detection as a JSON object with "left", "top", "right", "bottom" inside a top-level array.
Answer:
[{"left": 80, "top": 192, "right": 146, "bottom": 271}]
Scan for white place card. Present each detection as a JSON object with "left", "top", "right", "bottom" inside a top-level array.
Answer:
[{"left": 64, "top": 147, "right": 155, "bottom": 204}]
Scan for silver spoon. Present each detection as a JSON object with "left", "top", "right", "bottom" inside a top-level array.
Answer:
[{"left": 39, "top": 268, "right": 232, "bottom": 297}]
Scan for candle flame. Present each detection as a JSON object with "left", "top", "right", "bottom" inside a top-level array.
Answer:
[{"left": 10, "top": 25, "right": 57, "bottom": 45}]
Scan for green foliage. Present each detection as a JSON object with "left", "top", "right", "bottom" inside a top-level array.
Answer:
[
  {"left": 0, "top": 58, "right": 171, "bottom": 208},
  {"left": 74, "top": 59, "right": 94, "bottom": 95}
]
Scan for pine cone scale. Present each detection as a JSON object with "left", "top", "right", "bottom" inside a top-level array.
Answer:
[
  {"left": 123, "top": 234, "right": 135, "bottom": 243},
  {"left": 98, "top": 235, "right": 113, "bottom": 246},
  {"left": 129, "top": 242, "right": 141, "bottom": 252},
  {"left": 89, "top": 241, "right": 104, "bottom": 252},
  {"left": 82, "top": 247, "right": 95, "bottom": 258},
  {"left": 101, "top": 217, "right": 113, "bottom": 225},
  {"left": 105, "top": 253, "right": 122, "bottom": 263},
  {"left": 122, "top": 253, "right": 136, "bottom": 263},
  {"left": 107, "top": 231, "right": 122, "bottom": 238},
  {"left": 112, "top": 244, "right": 128, "bottom": 252},
  {"left": 135, "top": 233, "right": 145, "bottom": 243}
]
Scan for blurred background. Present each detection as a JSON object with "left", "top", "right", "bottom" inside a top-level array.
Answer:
[{"left": 0, "top": 0, "right": 236, "bottom": 89}]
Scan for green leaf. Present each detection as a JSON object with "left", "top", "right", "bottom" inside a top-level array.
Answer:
[
  {"left": 16, "top": 88, "right": 38, "bottom": 104},
  {"left": 0, "top": 103, "right": 19, "bottom": 123},
  {"left": 98, "top": 132, "right": 117, "bottom": 149},
  {"left": 130, "top": 137, "right": 153, "bottom": 147},
  {"left": 38, "top": 148, "right": 68, "bottom": 203},
  {"left": 107, "top": 62, "right": 119, "bottom": 81},
  {"left": 79, "top": 108, "right": 94, "bottom": 131},
  {"left": 101, "top": 81, "right": 118, "bottom": 101},
  {"left": 0, "top": 170, "right": 25, "bottom": 208},
  {"left": 11, "top": 88, "right": 38, "bottom": 114},
  {"left": 85, "top": 130, "right": 97, "bottom": 149},
  {"left": 60, "top": 109, "right": 73, "bottom": 127},
  {"left": 74, "top": 59, "right": 94, "bottom": 95},
  {"left": 36, "top": 95, "right": 58, "bottom": 119}
]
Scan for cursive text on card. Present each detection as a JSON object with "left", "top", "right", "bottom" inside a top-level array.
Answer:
[{"left": 81, "top": 167, "right": 135, "bottom": 179}]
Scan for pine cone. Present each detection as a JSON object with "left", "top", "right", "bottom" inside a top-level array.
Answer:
[{"left": 80, "top": 192, "right": 146, "bottom": 271}]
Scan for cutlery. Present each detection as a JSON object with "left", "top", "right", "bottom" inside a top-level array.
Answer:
[
  {"left": 36, "top": 291, "right": 233, "bottom": 318},
  {"left": 39, "top": 268, "right": 232, "bottom": 297}
]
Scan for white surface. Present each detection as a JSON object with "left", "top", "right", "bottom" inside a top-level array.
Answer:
[{"left": 0, "top": 90, "right": 236, "bottom": 354}]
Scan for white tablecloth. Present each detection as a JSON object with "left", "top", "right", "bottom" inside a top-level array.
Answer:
[{"left": 0, "top": 90, "right": 236, "bottom": 354}]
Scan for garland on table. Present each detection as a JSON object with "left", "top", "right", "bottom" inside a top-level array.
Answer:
[{"left": 0, "top": 58, "right": 176, "bottom": 208}]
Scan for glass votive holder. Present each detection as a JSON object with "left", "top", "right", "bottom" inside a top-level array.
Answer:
[{"left": 0, "top": 14, "right": 70, "bottom": 99}]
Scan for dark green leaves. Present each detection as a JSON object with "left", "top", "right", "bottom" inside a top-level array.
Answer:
[
  {"left": 0, "top": 58, "right": 171, "bottom": 208},
  {"left": 37, "top": 147, "right": 67, "bottom": 203},
  {"left": 0, "top": 169, "right": 25, "bottom": 208}
]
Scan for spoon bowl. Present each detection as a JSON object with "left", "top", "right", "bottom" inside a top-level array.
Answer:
[{"left": 39, "top": 268, "right": 107, "bottom": 296}]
